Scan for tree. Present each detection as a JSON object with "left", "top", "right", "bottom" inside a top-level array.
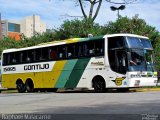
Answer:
[
  {"left": 78, "top": 0, "right": 102, "bottom": 22},
  {"left": 77, "top": 0, "right": 137, "bottom": 22},
  {"left": 103, "top": 15, "right": 160, "bottom": 47},
  {"left": 54, "top": 19, "right": 104, "bottom": 39}
]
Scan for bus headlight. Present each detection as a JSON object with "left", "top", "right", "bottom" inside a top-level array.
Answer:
[{"left": 153, "top": 72, "right": 157, "bottom": 78}]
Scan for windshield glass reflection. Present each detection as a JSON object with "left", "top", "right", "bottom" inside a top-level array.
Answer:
[
  {"left": 145, "top": 50, "right": 155, "bottom": 71},
  {"left": 129, "top": 49, "right": 146, "bottom": 71},
  {"left": 126, "top": 37, "right": 153, "bottom": 49}
]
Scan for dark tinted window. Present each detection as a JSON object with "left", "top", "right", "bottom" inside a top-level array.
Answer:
[
  {"left": 49, "top": 47, "right": 58, "bottom": 60},
  {"left": 108, "top": 36, "right": 127, "bottom": 74},
  {"left": 108, "top": 36, "right": 125, "bottom": 50},
  {"left": 2, "top": 38, "right": 105, "bottom": 66},
  {"left": 57, "top": 45, "right": 67, "bottom": 59}
]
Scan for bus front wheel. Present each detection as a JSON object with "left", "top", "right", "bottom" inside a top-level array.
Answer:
[
  {"left": 16, "top": 80, "right": 26, "bottom": 93},
  {"left": 92, "top": 76, "right": 106, "bottom": 93}
]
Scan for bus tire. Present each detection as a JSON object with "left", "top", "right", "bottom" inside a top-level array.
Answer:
[
  {"left": 92, "top": 76, "right": 106, "bottom": 93},
  {"left": 16, "top": 80, "right": 26, "bottom": 93},
  {"left": 25, "top": 79, "right": 34, "bottom": 93}
]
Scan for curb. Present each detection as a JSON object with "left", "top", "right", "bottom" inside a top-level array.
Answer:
[{"left": 133, "top": 88, "right": 160, "bottom": 92}]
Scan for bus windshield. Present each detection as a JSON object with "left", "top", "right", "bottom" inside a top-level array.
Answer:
[
  {"left": 126, "top": 37, "right": 155, "bottom": 72},
  {"left": 129, "top": 49, "right": 146, "bottom": 71},
  {"left": 126, "top": 37, "right": 153, "bottom": 49},
  {"left": 128, "top": 49, "right": 155, "bottom": 71}
]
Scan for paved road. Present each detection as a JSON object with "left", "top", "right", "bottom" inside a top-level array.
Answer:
[{"left": 0, "top": 91, "right": 160, "bottom": 119}]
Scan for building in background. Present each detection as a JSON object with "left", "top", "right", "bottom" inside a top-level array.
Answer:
[
  {"left": 1, "top": 15, "right": 46, "bottom": 40},
  {"left": 2, "top": 20, "right": 21, "bottom": 41},
  {"left": 21, "top": 15, "right": 46, "bottom": 38}
]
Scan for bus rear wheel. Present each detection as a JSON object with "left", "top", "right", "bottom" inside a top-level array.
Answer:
[
  {"left": 16, "top": 80, "right": 26, "bottom": 93},
  {"left": 92, "top": 76, "right": 106, "bottom": 93},
  {"left": 25, "top": 79, "right": 34, "bottom": 93}
]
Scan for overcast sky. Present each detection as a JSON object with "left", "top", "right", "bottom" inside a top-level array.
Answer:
[{"left": 0, "top": 0, "right": 160, "bottom": 31}]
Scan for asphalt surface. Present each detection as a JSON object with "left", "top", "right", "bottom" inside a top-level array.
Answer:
[{"left": 0, "top": 91, "right": 160, "bottom": 120}]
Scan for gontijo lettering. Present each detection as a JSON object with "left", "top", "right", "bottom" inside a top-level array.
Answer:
[{"left": 24, "top": 64, "right": 49, "bottom": 71}]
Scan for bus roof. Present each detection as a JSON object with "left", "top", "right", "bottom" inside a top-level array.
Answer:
[
  {"left": 2, "top": 33, "right": 149, "bottom": 53},
  {"left": 104, "top": 33, "right": 148, "bottom": 39}
]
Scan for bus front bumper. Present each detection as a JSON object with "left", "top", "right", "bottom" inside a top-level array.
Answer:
[{"left": 128, "top": 78, "right": 157, "bottom": 87}]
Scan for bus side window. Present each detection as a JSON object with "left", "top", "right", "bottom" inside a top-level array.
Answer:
[
  {"left": 83, "top": 44, "right": 88, "bottom": 56},
  {"left": 78, "top": 44, "right": 83, "bottom": 57},
  {"left": 67, "top": 44, "right": 75, "bottom": 58},
  {"left": 3, "top": 54, "right": 8, "bottom": 65},
  {"left": 9, "top": 53, "right": 14, "bottom": 64},
  {"left": 41, "top": 47, "right": 48, "bottom": 61},
  {"left": 8, "top": 53, "right": 16, "bottom": 64},
  {"left": 74, "top": 44, "right": 79, "bottom": 57},
  {"left": 35, "top": 49, "right": 41, "bottom": 61},
  {"left": 95, "top": 40, "right": 104, "bottom": 55},
  {"left": 21, "top": 51, "right": 28, "bottom": 63},
  {"left": 15, "top": 52, "right": 21, "bottom": 64},
  {"left": 49, "top": 48, "right": 57, "bottom": 60},
  {"left": 58, "top": 45, "right": 66, "bottom": 59},
  {"left": 27, "top": 50, "right": 34, "bottom": 63},
  {"left": 88, "top": 41, "right": 95, "bottom": 56}
]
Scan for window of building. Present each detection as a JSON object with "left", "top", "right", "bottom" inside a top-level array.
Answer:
[{"left": 8, "top": 23, "right": 20, "bottom": 32}]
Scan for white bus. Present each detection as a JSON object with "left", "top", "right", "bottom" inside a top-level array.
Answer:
[{"left": 1, "top": 34, "right": 157, "bottom": 92}]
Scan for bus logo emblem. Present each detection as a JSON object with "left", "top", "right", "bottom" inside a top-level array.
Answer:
[{"left": 115, "top": 77, "right": 125, "bottom": 86}]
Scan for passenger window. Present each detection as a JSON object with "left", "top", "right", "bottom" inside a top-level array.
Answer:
[
  {"left": 13, "top": 52, "right": 21, "bottom": 64},
  {"left": 58, "top": 45, "right": 67, "bottom": 59},
  {"left": 49, "top": 47, "right": 57, "bottom": 60},
  {"left": 3, "top": 53, "right": 8, "bottom": 65},
  {"left": 83, "top": 44, "right": 88, "bottom": 56},
  {"left": 41, "top": 48, "right": 48, "bottom": 60},
  {"left": 77, "top": 44, "right": 84, "bottom": 57},
  {"left": 35, "top": 49, "right": 41, "bottom": 61},
  {"left": 67, "top": 44, "right": 75, "bottom": 58},
  {"left": 88, "top": 41, "right": 95, "bottom": 56},
  {"left": 21, "top": 51, "right": 27, "bottom": 63},
  {"left": 95, "top": 40, "right": 104, "bottom": 55},
  {"left": 27, "top": 50, "right": 34, "bottom": 62}
]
